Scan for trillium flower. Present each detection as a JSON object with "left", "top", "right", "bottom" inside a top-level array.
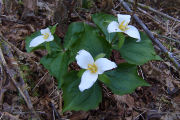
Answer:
[
  {"left": 107, "top": 14, "right": 141, "bottom": 42},
  {"left": 76, "top": 50, "right": 117, "bottom": 92},
  {"left": 29, "top": 28, "right": 54, "bottom": 47}
]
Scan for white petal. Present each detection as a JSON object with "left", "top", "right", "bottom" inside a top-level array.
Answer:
[
  {"left": 107, "top": 21, "right": 122, "bottom": 33},
  {"left": 136, "top": 39, "right": 141, "bottom": 42},
  {"left": 117, "top": 14, "right": 131, "bottom": 25},
  {"left": 40, "top": 28, "right": 51, "bottom": 34},
  {"left": 46, "top": 34, "right": 54, "bottom": 42},
  {"left": 79, "top": 70, "right": 98, "bottom": 92},
  {"left": 124, "top": 25, "right": 141, "bottom": 41},
  {"left": 29, "top": 35, "right": 45, "bottom": 47},
  {"left": 95, "top": 58, "right": 117, "bottom": 74},
  {"left": 76, "top": 50, "right": 94, "bottom": 69}
]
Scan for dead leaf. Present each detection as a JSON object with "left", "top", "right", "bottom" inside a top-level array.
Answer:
[
  {"left": 172, "top": 94, "right": 180, "bottom": 111},
  {"left": 114, "top": 95, "right": 134, "bottom": 110},
  {"left": 23, "top": 0, "right": 37, "bottom": 12},
  {"left": 69, "top": 111, "right": 89, "bottom": 120},
  {"left": 2, "top": 112, "right": 20, "bottom": 120},
  {"left": 146, "top": 110, "right": 162, "bottom": 120},
  {"left": 165, "top": 77, "right": 175, "bottom": 91},
  {"left": 161, "top": 112, "right": 180, "bottom": 120},
  {"left": 101, "top": 0, "right": 114, "bottom": 12}
]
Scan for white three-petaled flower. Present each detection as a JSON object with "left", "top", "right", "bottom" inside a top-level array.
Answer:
[
  {"left": 29, "top": 28, "right": 54, "bottom": 47},
  {"left": 76, "top": 50, "right": 117, "bottom": 92},
  {"left": 107, "top": 14, "right": 141, "bottom": 42}
]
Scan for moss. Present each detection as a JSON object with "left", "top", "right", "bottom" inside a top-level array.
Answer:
[
  {"left": 19, "top": 64, "right": 35, "bottom": 89},
  {"left": 32, "top": 91, "right": 39, "bottom": 97},
  {"left": 82, "top": 0, "right": 94, "bottom": 8},
  {"left": 18, "top": 0, "right": 23, "bottom": 5}
]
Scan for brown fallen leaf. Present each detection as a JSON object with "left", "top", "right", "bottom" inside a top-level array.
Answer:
[
  {"left": 161, "top": 112, "right": 180, "bottom": 120},
  {"left": 101, "top": 0, "right": 114, "bottom": 12},
  {"left": 21, "top": 0, "right": 37, "bottom": 19},
  {"left": 172, "top": 94, "right": 180, "bottom": 111},
  {"left": 69, "top": 111, "right": 89, "bottom": 120},
  {"left": 114, "top": 94, "right": 135, "bottom": 110},
  {"left": 146, "top": 110, "right": 162, "bottom": 120},
  {"left": 0, "top": 112, "right": 20, "bottom": 120},
  {"left": 165, "top": 77, "right": 175, "bottom": 91}
]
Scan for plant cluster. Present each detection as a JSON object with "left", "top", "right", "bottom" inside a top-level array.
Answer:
[{"left": 25, "top": 13, "right": 161, "bottom": 112}]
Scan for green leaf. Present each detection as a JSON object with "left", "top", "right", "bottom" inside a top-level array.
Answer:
[
  {"left": 117, "top": 33, "right": 125, "bottom": 49},
  {"left": 103, "top": 63, "right": 150, "bottom": 95},
  {"left": 50, "top": 35, "right": 63, "bottom": 52},
  {"left": 112, "top": 33, "right": 125, "bottom": 50},
  {"left": 45, "top": 42, "right": 51, "bottom": 54},
  {"left": 99, "top": 74, "right": 110, "bottom": 85},
  {"left": 92, "top": 13, "right": 117, "bottom": 43},
  {"left": 40, "top": 51, "right": 69, "bottom": 88},
  {"left": 64, "top": 22, "right": 111, "bottom": 63},
  {"left": 119, "top": 32, "right": 161, "bottom": 65},
  {"left": 50, "top": 23, "right": 58, "bottom": 34},
  {"left": 77, "top": 69, "right": 86, "bottom": 78},
  {"left": 94, "top": 53, "right": 106, "bottom": 61},
  {"left": 62, "top": 71, "right": 102, "bottom": 112}
]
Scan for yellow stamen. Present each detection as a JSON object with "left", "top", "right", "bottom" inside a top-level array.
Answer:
[
  {"left": 119, "top": 20, "right": 129, "bottom": 31},
  {"left": 87, "top": 63, "right": 98, "bottom": 73},
  {"left": 43, "top": 33, "right": 49, "bottom": 39}
]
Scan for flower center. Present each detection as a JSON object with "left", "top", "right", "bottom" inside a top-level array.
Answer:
[
  {"left": 119, "top": 20, "right": 129, "bottom": 31},
  {"left": 43, "top": 33, "right": 49, "bottom": 39},
  {"left": 87, "top": 63, "right": 98, "bottom": 73}
]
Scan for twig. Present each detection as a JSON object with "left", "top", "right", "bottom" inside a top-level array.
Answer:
[
  {"left": 0, "top": 41, "right": 40, "bottom": 120},
  {"left": 0, "top": 112, "right": 20, "bottom": 120},
  {"left": 0, "top": 15, "right": 24, "bottom": 24},
  {"left": 0, "top": 45, "right": 7, "bottom": 107},
  {"left": 138, "top": 66, "right": 145, "bottom": 80},
  {"left": 0, "top": 35, "right": 36, "bottom": 59},
  {"left": 49, "top": 87, "right": 57, "bottom": 97},
  {"left": 134, "top": 111, "right": 146, "bottom": 120},
  {"left": 156, "top": 34, "right": 180, "bottom": 44},
  {"left": 0, "top": 45, "right": 7, "bottom": 65},
  {"left": 53, "top": 109, "right": 55, "bottom": 120},
  {"left": 73, "top": 10, "right": 84, "bottom": 21},
  {"left": 126, "top": 0, "right": 180, "bottom": 23},
  {"left": 58, "top": 91, "right": 63, "bottom": 115},
  {"left": 138, "top": 7, "right": 167, "bottom": 32},
  {"left": 13, "top": 111, "right": 46, "bottom": 114},
  {"left": 132, "top": 0, "right": 138, "bottom": 15},
  {"left": 119, "top": 0, "right": 180, "bottom": 69},
  {"left": 49, "top": 102, "right": 62, "bottom": 120},
  {"left": 32, "top": 72, "right": 48, "bottom": 91},
  {"left": 0, "top": 112, "right": 4, "bottom": 120},
  {"left": 114, "top": 2, "right": 121, "bottom": 9}
]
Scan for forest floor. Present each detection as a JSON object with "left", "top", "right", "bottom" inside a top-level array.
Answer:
[{"left": 0, "top": 0, "right": 180, "bottom": 120}]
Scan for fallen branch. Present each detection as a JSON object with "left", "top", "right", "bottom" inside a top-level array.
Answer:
[
  {"left": 49, "top": 102, "right": 62, "bottom": 120},
  {"left": 126, "top": 0, "right": 180, "bottom": 23},
  {"left": 0, "top": 112, "right": 20, "bottom": 120},
  {"left": 0, "top": 35, "right": 36, "bottom": 59},
  {"left": 137, "top": 7, "right": 167, "bottom": 32},
  {"left": 155, "top": 34, "right": 180, "bottom": 44},
  {"left": 0, "top": 46, "right": 7, "bottom": 107},
  {"left": 0, "top": 63, "right": 7, "bottom": 108},
  {"left": 0, "top": 39, "right": 41, "bottom": 120},
  {"left": 119, "top": 0, "right": 180, "bottom": 69}
]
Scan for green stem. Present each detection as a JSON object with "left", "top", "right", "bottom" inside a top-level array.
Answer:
[
  {"left": 111, "top": 33, "right": 118, "bottom": 45},
  {"left": 111, "top": 33, "right": 125, "bottom": 49},
  {"left": 46, "top": 42, "right": 51, "bottom": 54}
]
